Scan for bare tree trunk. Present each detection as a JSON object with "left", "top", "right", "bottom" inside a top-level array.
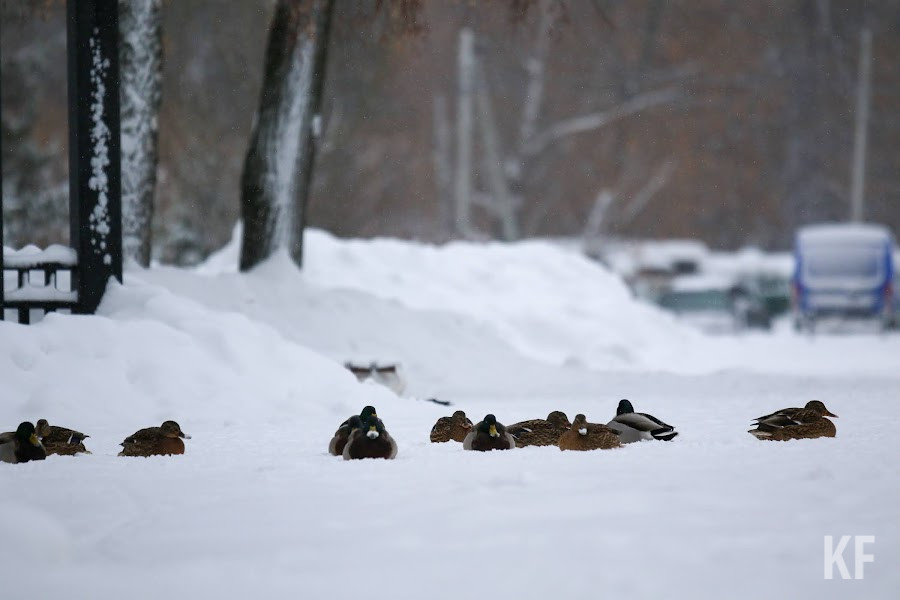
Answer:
[
  {"left": 432, "top": 95, "right": 454, "bottom": 235},
  {"left": 474, "top": 58, "right": 517, "bottom": 240},
  {"left": 119, "top": 0, "right": 162, "bottom": 267},
  {"left": 453, "top": 27, "right": 475, "bottom": 238},
  {"left": 240, "top": 0, "right": 334, "bottom": 271}
]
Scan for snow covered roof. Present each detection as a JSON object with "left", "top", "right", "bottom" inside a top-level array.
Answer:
[{"left": 796, "top": 223, "right": 895, "bottom": 246}]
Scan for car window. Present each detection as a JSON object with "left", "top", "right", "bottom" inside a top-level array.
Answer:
[
  {"left": 660, "top": 290, "right": 730, "bottom": 311},
  {"left": 804, "top": 246, "right": 882, "bottom": 278}
]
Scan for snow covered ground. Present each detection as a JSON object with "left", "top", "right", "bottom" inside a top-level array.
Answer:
[{"left": 2, "top": 229, "right": 898, "bottom": 598}]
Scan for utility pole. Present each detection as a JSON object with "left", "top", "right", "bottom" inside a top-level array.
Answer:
[{"left": 849, "top": 28, "right": 872, "bottom": 223}]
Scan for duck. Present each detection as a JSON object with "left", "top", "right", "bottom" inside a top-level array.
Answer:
[
  {"left": 558, "top": 414, "right": 622, "bottom": 451},
  {"left": 749, "top": 400, "right": 837, "bottom": 441},
  {"left": 463, "top": 414, "right": 516, "bottom": 451},
  {"left": 329, "top": 415, "right": 364, "bottom": 455},
  {"left": 336, "top": 406, "right": 377, "bottom": 431},
  {"left": 0, "top": 422, "right": 47, "bottom": 464},
  {"left": 606, "top": 399, "right": 678, "bottom": 443},
  {"left": 330, "top": 406, "right": 378, "bottom": 454},
  {"left": 506, "top": 411, "right": 572, "bottom": 447},
  {"left": 35, "top": 419, "right": 90, "bottom": 455},
  {"left": 430, "top": 410, "right": 473, "bottom": 443},
  {"left": 118, "top": 420, "right": 191, "bottom": 457},
  {"left": 343, "top": 416, "right": 398, "bottom": 460}
]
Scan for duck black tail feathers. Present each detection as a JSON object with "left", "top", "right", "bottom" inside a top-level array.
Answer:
[{"left": 651, "top": 427, "right": 678, "bottom": 441}]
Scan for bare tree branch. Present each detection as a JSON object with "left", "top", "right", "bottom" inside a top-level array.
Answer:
[
  {"left": 524, "top": 87, "right": 681, "bottom": 156},
  {"left": 582, "top": 188, "right": 615, "bottom": 244},
  {"left": 617, "top": 159, "right": 675, "bottom": 227}
]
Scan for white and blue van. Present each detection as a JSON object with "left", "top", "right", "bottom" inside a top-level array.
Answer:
[{"left": 793, "top": 223, "right": 895, "bottom": 330}]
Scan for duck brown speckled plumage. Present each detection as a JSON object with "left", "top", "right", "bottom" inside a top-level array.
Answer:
[
  {"left": 118, "top": 421, "right": 191, "bottom": 457},
  {"left": 36, "top": 419, "right": 90, "bottom": 456},
  {"left": 430, "top": 410, "right": 473, "bottom": 443},
  {"left": 558, "top": 414, "right": 622, "bottom": 451},
  {"left": 506, "top": 411, "right": 572, "bottom": 447},
  {"left": 749, "top": 400, "right": 838, "bottom": 441}
]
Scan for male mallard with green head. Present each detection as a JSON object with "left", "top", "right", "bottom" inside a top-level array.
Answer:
[
  {"left": 36, "top": 419, "right": 90, "bottom": 455},
  {"left": 118, "top": 420, "right": 191, "bottom": 457},
  {"left": 606, "top": 399, "right": 678, "bottom": 443},
  {"left": 0, "top": 422, "right": 47, "bottom": 464},
  {"left": 463, "top": 414, "right": 516, "bottom": 451},
  {"left": 329, "top": 415, "right": 364, "bottom": 455},
  {"left": 506, "top": 411, "right": 572, "bottom": 447},
  {"left": 430, "top": 410, "right": 473, "bottom": 443},
  {"left": 343, "top": 416, "right": 398, "bottom": 460},
  {"left": 558, "top": 414, "right": 622, "bottom": 451},
  {"left": 749, "top": 400, "right": 838, "bottom": 441}
]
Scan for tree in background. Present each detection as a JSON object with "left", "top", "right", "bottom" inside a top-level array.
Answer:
[
  {"left": 119, "top": 0, "right": 162, "bottom": 266},
  {"left": 239, "top": 0, "right": 335, "bottom": 271}
]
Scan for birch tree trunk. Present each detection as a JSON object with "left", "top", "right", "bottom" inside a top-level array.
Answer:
[
  {"left": 119, "top": 0, "right": 162, "bottom": 267},
  {"left": 240, "top": 0, "right": 335, "bottom": 271}
]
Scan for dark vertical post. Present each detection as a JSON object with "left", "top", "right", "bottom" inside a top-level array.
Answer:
[
  {"left": 68, "top": 0, "right": 122, "bottom": 314},
  {"left": 0, "top": 42, "right": 6, "bottom": 321},
  {"left": 1, "top": 41, "right": 5, "bottom": 320}
]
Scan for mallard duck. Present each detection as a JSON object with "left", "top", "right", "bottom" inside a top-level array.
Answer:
[
  {"left": 329, "top": 406, "right": 378, "bottom": 454},
  {"left": 329, "top": 415, "right": 364, "bottom": 455},
  {"left": 0, "top": 422, "right": 47, "bottom": 464},
  {"left": 35, "top": 419, "right": 90, "bottom": 455},
  {"left": 118, "top": 421, "right": 191, "bottom": 457},
  {"left": 558, "top": 414, "right": 622, "bottom": 451},
  {"left": 606, "top": 399, "right": 678, "bottom": 443},
  {"left": 343, "top": 416, "right": 398, "bottom": 460},
  {"left": 506, "top": 411, "right": 572, "bottom": 447},
  {"left": 430, "top": 410, "right": 473, "bottom": 443},
  {"left": 749, "top": 400, "right": 837, "bottom": 441},
  {"left": 463, "top": 414, "right": 516, "bottom": 451}
]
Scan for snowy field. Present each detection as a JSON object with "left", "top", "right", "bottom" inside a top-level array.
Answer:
[{"left": 2, "top": 229, "right": 898, "bottom": 599}]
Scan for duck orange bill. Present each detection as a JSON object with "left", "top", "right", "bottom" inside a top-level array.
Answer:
[
  {"left": 29, "top": 434, "right": 41, "bottom": 446},
  {"left": 488, "top": 425, "right": 499, "bottom": 437},
  {"left": 824, "top": 410, "right": 838, "bottom": 418}
]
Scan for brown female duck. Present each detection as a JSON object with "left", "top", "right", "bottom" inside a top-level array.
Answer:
[
  {"left": 430, "top": 410, "right": 473, "bottom": 443},
  {"left": 36, "top": 419, "right": 90, "bottom": 455},
  {"left": 558, "top": 414, "right": 622, "bottom": 451},
  {"left": 749, "top": 400, "right": 837, "bottom": 441},
  {"left": 119, "top": 421, "right": 191, "bottom": 457},
  {"left": 506, "top": 411, "right": 571, "bottom": 447}
]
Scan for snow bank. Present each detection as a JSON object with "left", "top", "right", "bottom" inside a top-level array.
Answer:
[
  {"left": 190, "top": 226, "right": 900, "bottom": 380},
  {"left": 0, "top": 275, "right": 396, "bottom": 439},
  {"left": 301, "top": 229, "right": 704, "bottom": 369}
]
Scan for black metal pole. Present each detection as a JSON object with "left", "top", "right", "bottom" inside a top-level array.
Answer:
[
  {"left": 68, "top": 0, "right": 123, "bottom": 314},
  {"left": 1, "top": 40, "right": 5, "bottom": 320}
]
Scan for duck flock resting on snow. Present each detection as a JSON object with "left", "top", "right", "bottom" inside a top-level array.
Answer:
[
  {"left": 0, "top": 419, "right": 191, "bottom": 463},
  {"left": 2, "top": 399, "right": 839, "bottom": 464}
]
